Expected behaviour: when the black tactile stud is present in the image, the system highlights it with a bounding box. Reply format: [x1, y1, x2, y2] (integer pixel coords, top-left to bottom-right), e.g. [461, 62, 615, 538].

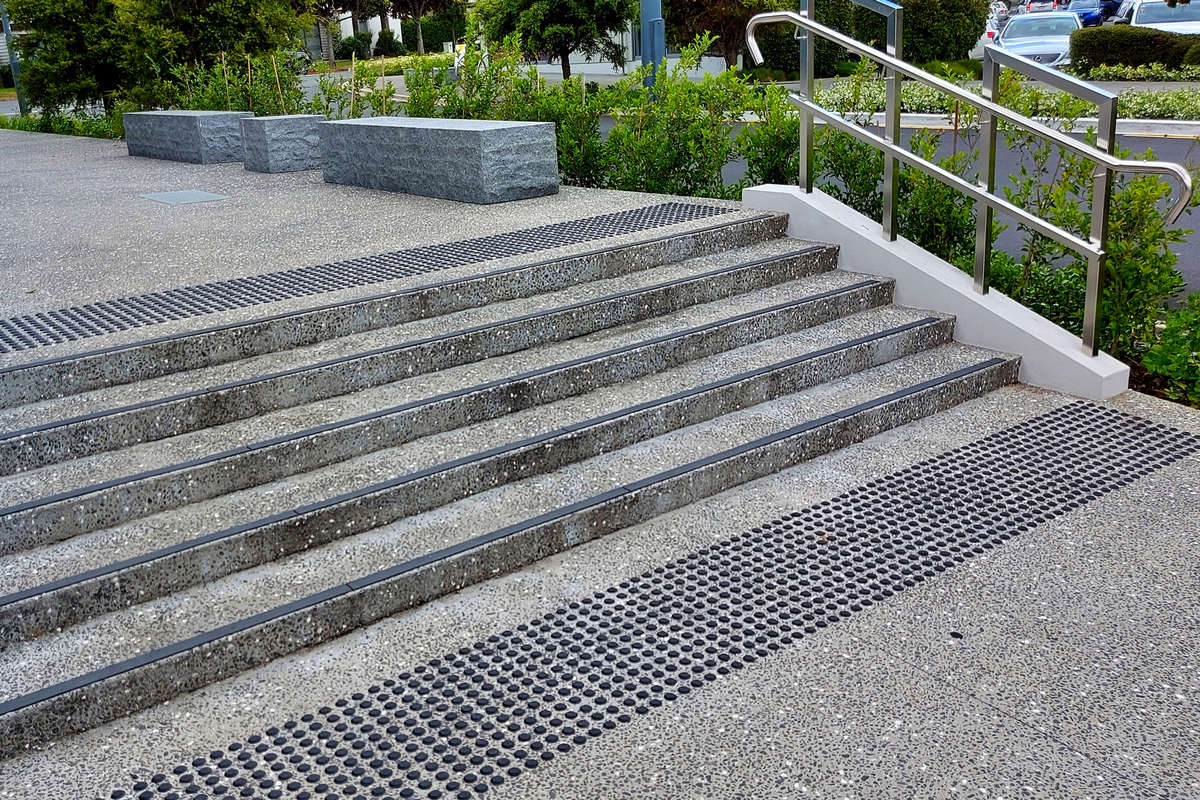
[104, 402, 1198, 800]
[0, 202, 731, 354]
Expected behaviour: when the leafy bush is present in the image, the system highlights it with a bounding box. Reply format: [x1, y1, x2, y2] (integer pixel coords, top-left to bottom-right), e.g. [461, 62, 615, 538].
[354, 52, 452, 79]
[1143, 293, 1200, 406]
[736, 85, 803, 185]
[374, 29, 400, 57]
[854, 0, 988, 63]
[0, 110, 123, 138]
[1081, 63, 1200, 81]
[1187, 43, 1200, 65]
[335, 31, 373, 60]
[401, 10, 465, 55]
[0, 64, 12, 89]
[167, 51, 305, 116]
[1070, 25, 1200, 71]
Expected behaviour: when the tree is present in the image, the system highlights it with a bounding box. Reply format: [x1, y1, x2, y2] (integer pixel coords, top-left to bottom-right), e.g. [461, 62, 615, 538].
[116, 0, 313, 66]
[361, 0, 390, 30]
[7, 0, 125, 111]
[475, 0, 634, 78]
[391, 0, 458, 54]
[661, 0, 779, 68]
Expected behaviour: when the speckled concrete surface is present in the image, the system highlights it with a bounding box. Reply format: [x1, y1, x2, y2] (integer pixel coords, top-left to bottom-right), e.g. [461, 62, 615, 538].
[0, 130, 754, 340]
[1, 386, 1195, 799]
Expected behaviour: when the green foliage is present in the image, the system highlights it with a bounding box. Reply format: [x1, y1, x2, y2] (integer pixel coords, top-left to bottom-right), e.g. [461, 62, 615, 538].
[7, 0, 312, 112]
[6, 0, 124, 112]
[0, 64, 13, 89]
[157, 51, 305, 115]
[399, 8, 464, 54]
[0, 110, 123, 138]
[1187, 42, 1200, 65]
[1069, 25, 1200, 71]
[1116, 87, 1200, 121]
[1143, 293, 1200, 406]
[335, 31, 373, 59]
[374, 29, 400, 57]
[604, 35, 750, 198]
[1080, 63, 1200, 81]
[662, 0, 781, 68]
[735, 84, 803, 186]
[854, 0, 987, 63]
[474, 0, 634, 78]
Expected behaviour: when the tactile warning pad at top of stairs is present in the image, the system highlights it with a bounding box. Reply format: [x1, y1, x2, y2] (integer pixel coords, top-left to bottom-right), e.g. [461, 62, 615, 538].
[104, 401, 1199, 800]
[0, 203, 733, 354]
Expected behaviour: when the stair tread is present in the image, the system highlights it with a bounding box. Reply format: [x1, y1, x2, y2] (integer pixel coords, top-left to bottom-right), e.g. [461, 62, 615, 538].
[0, 302, 933, 593]
[0, 341, 1008, 705]
[0, 266, 867, 510]
[0, 239, 816, 435]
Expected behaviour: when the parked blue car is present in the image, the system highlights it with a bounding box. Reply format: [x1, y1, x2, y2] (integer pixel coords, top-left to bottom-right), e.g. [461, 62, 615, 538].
[1067, 0, 1105, 25]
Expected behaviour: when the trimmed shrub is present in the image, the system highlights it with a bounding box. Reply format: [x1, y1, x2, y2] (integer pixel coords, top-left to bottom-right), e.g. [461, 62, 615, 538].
[853, 0, 988, 63]
[1185, 42, 1200, 65]
[334, 31, 372, 60]
[1070, 25, 1200, 71]
[374, 29, 400, 57]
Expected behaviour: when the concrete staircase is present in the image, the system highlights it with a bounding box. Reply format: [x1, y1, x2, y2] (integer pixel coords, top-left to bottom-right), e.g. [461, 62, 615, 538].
[0, 212, 1018, 757]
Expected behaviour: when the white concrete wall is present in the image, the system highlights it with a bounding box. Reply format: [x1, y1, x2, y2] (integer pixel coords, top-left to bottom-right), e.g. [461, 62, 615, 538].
[742, 184, 1130, 401]
[337, 14, 407, 51]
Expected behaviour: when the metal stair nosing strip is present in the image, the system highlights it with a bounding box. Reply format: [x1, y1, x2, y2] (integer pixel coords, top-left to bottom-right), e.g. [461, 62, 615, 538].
[0, 245, 833, 476]
[0, 311, 949, 646]
[0, 213, 789, 408]
[0, 355, 1018, 757]
[0, 277, 891, 554]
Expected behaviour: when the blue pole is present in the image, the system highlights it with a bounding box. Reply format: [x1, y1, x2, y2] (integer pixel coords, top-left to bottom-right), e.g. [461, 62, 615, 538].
[639, 0, 664, 88]
[0, 0, 26, 115]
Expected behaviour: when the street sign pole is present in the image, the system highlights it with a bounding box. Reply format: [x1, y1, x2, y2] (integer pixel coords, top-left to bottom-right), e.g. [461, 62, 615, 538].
[639, 0, 665, 88]
[0, 0, 27, 115]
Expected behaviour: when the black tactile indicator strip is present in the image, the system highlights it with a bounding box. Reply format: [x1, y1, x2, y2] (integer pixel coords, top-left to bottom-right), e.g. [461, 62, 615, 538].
[102, 401, 1199, 800]
[0, 202, 732, 355]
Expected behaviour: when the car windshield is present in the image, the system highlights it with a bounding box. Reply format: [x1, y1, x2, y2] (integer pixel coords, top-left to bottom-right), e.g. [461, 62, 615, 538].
[1135, 1, 1200, 21]
[1002, 15, 1080, 37]
[1069, 0, 1098, 8]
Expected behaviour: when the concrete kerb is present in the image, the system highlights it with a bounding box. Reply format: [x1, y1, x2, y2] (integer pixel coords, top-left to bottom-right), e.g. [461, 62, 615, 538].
[742, 184, 1129, 401]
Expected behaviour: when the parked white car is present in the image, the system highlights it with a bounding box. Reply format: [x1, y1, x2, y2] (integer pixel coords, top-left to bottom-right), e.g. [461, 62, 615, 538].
[992, 10, 1082, 67]
[1109, 0, 1200, 32]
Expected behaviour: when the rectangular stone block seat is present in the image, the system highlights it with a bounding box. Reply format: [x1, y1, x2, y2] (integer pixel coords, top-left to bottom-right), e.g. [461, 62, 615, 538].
[241, 114, 324, 173]
[320, 117, 559, 204]
[123, 110, 252, 164]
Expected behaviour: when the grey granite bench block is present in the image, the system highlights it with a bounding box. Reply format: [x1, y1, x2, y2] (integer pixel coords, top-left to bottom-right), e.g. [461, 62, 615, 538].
[320, 117, 559, 204]
[124, 111, 252, 164]
[241, 114, 324, 173]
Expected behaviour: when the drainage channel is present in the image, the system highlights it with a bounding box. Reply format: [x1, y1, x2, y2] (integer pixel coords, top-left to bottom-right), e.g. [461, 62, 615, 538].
[99, 401, 1198, 800]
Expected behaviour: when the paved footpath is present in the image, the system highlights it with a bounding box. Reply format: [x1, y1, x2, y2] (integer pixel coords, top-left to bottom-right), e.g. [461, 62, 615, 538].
[0, 129, 1196, 799]
[1, 387, 1195, 800]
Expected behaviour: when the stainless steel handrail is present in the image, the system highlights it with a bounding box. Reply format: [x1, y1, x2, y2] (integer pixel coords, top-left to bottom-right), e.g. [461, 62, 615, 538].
[746, 7, 1194, 355]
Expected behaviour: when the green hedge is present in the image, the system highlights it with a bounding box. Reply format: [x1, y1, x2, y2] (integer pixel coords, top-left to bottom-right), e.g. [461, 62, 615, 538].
[854, 0, 988, 63]
[1070, 25, 1200, 71]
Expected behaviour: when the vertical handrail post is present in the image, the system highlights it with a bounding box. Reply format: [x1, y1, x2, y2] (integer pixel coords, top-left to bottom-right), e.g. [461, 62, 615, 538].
[881, 8, 902, 240]
[1083, 96, 1117, 355]
[797, 0, 815, 192]
[973, 51, 1000, 293]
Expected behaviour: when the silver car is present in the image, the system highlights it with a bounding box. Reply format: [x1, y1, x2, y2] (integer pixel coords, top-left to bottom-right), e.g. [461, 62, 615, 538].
[993, 11, 1082, 67]
[1110, 0, 1200, 33]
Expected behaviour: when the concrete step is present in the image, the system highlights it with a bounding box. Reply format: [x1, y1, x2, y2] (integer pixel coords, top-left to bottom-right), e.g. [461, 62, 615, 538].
[0, 212, 788, 407]
[0, 267, 881, 556]
[0, 241, 834, 475]
[0, 343, 1018, 757]
[0, 302, 936, 643]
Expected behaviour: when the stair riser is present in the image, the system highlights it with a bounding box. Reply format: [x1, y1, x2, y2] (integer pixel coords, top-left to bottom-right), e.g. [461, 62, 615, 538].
[0, 276, 884, 554]
[0, 247, 835, 476]
[0, 216, 789, 408]
[0, 310, 943, 646]
[0, 357, 1018, 758]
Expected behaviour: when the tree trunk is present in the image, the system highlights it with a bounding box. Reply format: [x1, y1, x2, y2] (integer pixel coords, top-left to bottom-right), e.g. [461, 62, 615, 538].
[560, 47, 571, 79]
[416, 18, 425, 55]
[722, 38, 739, 68]
[379, 12, 390, 31]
